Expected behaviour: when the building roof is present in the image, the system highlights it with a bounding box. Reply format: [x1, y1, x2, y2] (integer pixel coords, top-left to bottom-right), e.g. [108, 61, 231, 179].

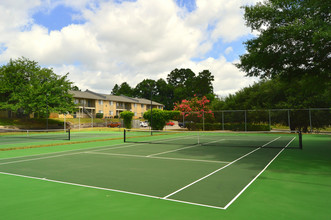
[70, 90, 104, 100]
[71, 90, 163, 106]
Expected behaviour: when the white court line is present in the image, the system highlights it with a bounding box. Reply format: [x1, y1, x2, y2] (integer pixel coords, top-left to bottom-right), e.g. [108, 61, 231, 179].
[0, 171, 160, 199]
[162, 137, 281, 199]
[0, 170, 226, 210]
[0, 141, 131, 161]
[0, 136, 291, 210]
[164, 197, 225, 210]
[146, 139, 225, 157]
[0, 152, 86, 165]
[146, 144, 199, 157]
[85, 151, 230, 164]
[0, 142, 143, 165]
[223, 136, 296, 209]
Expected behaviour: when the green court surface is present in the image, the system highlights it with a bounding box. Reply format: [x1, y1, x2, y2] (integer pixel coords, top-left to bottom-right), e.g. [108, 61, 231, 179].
[0, 129, 123, 150]
[0, 132, 330, 219]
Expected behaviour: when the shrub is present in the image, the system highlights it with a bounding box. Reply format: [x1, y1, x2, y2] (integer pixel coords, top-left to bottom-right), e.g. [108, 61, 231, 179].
[120, 111, 134, 129]
[96, 113, 104, 118]
[143, 109, 180, 130]
[185, 122, 270, 131]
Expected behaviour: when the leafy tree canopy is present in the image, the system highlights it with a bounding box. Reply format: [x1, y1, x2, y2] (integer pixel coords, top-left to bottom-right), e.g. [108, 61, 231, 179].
[212, 77, 331, 111]
[120, 111, 134, 129]
[110, 68, 215, 110]
[111, 82, 133, 96]
[174, 95, 214, 122]
[143, 109, 180, 130]
[237, 0, 330, 81]
[0, 57, 76, 117]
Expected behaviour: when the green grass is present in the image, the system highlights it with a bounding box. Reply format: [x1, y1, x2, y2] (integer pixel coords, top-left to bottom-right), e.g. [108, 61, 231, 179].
[0, 134, 330, 219]
[0, 118, 61, 128]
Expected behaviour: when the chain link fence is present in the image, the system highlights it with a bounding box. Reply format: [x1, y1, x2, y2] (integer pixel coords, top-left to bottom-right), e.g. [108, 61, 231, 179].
[178, 108, 331, 133]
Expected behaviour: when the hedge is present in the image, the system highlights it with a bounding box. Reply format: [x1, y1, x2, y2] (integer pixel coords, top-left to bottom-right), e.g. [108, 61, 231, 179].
[185, 123, 270, 131]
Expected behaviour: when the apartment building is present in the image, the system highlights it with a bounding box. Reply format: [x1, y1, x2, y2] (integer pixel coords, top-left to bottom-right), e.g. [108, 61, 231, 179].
[70, 90, 164, 119]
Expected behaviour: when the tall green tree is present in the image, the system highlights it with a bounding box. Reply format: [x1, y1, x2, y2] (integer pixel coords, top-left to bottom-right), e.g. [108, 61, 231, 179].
[195, 70, 215, 100]
[0, 57, 76, 117]
[237, 0, 330, 81]
[166, 68, 215, 104]
[154, 78, 174, 110]
[167, 68, 196, 101]
[133, 79, 157, 99]
[111, 82, 133, 96]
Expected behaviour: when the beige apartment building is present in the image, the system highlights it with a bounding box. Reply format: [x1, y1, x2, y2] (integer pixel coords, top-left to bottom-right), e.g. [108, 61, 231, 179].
[70, 90, 164, 119]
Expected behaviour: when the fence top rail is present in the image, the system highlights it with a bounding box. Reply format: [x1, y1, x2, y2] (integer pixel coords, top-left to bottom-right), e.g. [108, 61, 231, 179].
[181, 108, 330, 113]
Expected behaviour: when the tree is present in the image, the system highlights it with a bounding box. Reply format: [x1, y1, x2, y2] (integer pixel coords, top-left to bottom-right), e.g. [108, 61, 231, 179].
[120, 111, 134, 129]
[167, 68, 196, 102]
[133, 79, 156, 99]
[154, 78, 175, 110]
[143, 109, 180, 130]
[174, 95, 214, 123]
[166, 68, 215, 105]
[211, 77, 331, 131]
[0, 57, 76, 117]
[195, 70, 215, 100]
[237, 0, 330, 81]
[111, 82, 133, 96]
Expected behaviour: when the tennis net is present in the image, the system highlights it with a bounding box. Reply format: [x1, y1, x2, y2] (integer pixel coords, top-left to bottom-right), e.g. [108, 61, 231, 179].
[0, 128, 70, 141]
[124, 129, 302, 149]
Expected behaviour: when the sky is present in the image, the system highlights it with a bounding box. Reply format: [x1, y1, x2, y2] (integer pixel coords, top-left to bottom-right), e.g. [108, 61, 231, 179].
[0, 0, 259, 97]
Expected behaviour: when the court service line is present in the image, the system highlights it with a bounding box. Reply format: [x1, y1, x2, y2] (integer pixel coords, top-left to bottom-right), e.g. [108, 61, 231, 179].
[0, 142, 143, 165]
[84, 151, 230, 164]
[0, 141, 134, 162]
[162, 137, 281, 199]
[146, 139, 225, 157]
[0, 170, 226, 210]
[0, 171, 161, 200]
[223, 136, 296, 209]
[0, 151, 86, 165]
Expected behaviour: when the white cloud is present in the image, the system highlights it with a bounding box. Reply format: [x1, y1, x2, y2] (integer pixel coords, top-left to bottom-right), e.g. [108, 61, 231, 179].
[225, 47, 233, 55]
[0, 0, 259, 97]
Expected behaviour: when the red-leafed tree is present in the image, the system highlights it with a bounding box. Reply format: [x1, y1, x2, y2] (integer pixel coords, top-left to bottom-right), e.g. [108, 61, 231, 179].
[173, 95, 214, 122]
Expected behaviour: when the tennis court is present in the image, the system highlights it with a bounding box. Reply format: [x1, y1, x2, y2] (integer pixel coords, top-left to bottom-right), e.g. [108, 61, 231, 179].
[0, 129, 301, 209]
[0, 128, 123, 150]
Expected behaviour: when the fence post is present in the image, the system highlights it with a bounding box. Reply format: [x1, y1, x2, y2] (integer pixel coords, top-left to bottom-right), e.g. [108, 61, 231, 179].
[244, 110, 247, 132]
[309, 108, 312, 133]
[203, 111, 205, 131]
[268, 110, 271, 131]
[79, 110, 80, 130]
[222, 111, 224, 130]
[64, 114, 66, 131]
[288, 110, 291, 131]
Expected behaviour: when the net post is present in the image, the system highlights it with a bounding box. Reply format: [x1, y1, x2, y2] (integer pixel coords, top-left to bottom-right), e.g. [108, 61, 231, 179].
[124, 129, 126, 142]
[298, 131, 302, 149]
[68, 129, 71, 140]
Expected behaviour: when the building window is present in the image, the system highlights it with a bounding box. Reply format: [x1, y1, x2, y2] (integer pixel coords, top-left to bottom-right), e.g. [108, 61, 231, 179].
[110, 101, 113, 105]
[134, 103, 137, 108]
[117, 102, 124, 108]
[141, 104, 144, 108]
[99, 110, 103, 113]
[109, 111, 113, 115]
[99, 100, 103, 105]
[134, 112, 137, 116]
[74, 99, 79, 104]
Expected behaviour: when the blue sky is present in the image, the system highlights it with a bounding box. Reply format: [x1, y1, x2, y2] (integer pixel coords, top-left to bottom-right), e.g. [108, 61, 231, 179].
[33, 5, 85, 32]
[0, 0, 258, 96]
